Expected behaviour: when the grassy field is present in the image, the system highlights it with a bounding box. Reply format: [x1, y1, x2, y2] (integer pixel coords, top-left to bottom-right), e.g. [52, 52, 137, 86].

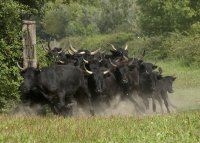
[0, 111, 199, 143]
[0, 60, 200, 143]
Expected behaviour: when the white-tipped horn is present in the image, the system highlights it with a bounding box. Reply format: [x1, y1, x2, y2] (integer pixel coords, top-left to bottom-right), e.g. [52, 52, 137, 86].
[68, 49, 74, 55]
[83, 58, 89, 64]
[69, 41, 77, 53]
[17, 62, 26, 70]
[58, 60, 65, 64]
[42, 44, 49, 52]
[63, 43, 70, 53]
[103, 70, 110, 75]
[84, 65, 93, 75]
[78, 51, 85, 55]
[90, 48, 101, 55]
[58, 50, 63, 54]
[110, 44, 117, 51]
[123, 55, 129, 60]
[109, 59, 117, 67]
[99, 55, 103, 62]
[124, 44, 128, 50]
[48, 41, 51, 50]
[101, 50, 105, 54]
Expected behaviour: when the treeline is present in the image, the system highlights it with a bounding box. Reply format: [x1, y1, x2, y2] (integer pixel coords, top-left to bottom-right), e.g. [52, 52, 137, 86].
[0, 0, 200, 112]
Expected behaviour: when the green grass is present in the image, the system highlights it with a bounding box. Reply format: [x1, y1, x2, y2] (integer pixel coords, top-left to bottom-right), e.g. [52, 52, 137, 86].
[1, 60, 200, 143]
[0, 111, 199, 143]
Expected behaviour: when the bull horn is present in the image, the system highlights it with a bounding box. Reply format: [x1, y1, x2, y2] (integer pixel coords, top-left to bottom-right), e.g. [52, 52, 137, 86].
[124, 44, 128, 50]
[83, 58, 89, 64]
[101, 50, 105, 54]
[63, 48, 68, 53]
[68, 49, 74, 55]
[128, 58, 135, 66]
[158, 67, 163, 74]
[42, 45, 49, 52]
[58, 60, 65, 64]
[115, 59, 120, 62]
[90, 48, 101, 55]
[78, 51, 85, 55]
[84, 65, 93, 75]
[58, 50, 63, 54]
[17, 62, 26, 70]
[48, 41, 51, 50]
[63, 44, 68, 53]
[99, 55, 103, 62]
[123, 55, 129, 60]
[103, 70, 110, 75]
[110, 44, 117, 51]
[69, 41, 77, 53]
[109, 59, 117, 67]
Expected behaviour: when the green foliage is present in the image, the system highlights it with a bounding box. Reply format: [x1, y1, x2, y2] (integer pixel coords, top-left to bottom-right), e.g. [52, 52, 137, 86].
[41, 0, 140, 38]
[42, 1, 100, 38]
[60, 32, 134, 51]
[164, 33, 200, 66]
[0, 39, 22, 112]
[98, 0, 140, 34]
[0, 0, 37, 112]
[137, 0, 196, 35]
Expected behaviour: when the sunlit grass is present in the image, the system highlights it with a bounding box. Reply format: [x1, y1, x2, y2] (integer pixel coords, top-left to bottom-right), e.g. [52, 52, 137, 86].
[0, 111, 199, 143]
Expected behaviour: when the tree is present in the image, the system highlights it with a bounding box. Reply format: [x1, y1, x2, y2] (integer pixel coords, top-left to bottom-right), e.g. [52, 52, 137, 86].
[137, 0, 196, 35]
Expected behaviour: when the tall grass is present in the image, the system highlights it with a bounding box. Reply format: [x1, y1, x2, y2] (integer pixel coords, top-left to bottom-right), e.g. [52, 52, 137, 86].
[0, 111, 199, 143]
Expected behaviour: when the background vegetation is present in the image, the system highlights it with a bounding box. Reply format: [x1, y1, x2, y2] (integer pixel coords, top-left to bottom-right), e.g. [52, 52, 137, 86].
[0, 0, 200, 112]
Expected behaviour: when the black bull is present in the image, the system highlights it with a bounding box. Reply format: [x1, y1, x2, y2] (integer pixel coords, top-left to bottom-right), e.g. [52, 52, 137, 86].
[20, 65, 94, 116]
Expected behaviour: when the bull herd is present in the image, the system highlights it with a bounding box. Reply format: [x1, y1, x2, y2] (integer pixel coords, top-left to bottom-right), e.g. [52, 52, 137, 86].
[18, 42, 176, 116]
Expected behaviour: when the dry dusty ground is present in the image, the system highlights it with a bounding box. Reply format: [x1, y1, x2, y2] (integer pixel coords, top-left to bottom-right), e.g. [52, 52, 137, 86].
[13, 85, 200, 117]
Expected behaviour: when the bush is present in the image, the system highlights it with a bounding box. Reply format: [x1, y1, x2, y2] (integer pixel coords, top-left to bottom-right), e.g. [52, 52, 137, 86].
[0, 39, 22, 113]
[60, 32, 134, 52]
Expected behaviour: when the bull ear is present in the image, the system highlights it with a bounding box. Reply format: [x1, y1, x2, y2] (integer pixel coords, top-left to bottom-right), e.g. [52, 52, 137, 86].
[172, 77, 176, 81]
[152, 65, 157, 70]
[158, 67, 163, 74]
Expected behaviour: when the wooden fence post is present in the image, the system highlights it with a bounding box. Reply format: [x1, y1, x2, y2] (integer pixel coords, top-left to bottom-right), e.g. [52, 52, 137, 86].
[22, 20, 37, 68]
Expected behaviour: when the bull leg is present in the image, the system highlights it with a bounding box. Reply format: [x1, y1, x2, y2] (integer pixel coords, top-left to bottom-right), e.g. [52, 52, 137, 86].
[156, 95, 164, 113]
[162, 93, 170, 113]
[142, 96, 149, 110]
[81, 87, 95, 116]
[152, 94, 156, 112]
[128, 96, 145, 114]
[57, 91, 71, 116]
[87, 92, 95, 116]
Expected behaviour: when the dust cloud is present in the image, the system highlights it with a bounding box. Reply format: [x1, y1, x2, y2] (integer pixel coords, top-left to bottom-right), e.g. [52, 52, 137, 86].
[12, 89, 200, 117]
